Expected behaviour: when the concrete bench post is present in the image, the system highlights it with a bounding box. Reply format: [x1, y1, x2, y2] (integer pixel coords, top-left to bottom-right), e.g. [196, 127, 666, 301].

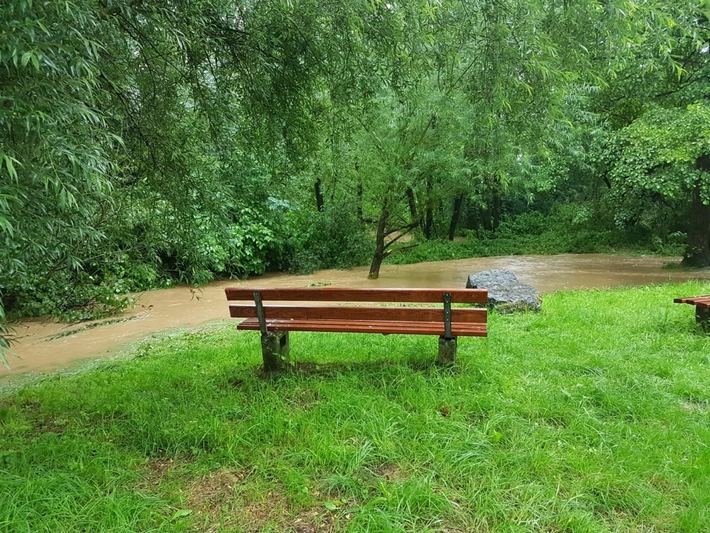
[437, 336, 457, 365]
[261, 331, 289, 372]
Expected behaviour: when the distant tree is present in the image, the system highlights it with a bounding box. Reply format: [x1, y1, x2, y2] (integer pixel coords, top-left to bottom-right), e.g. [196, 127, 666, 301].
[353, 89, 474, 278]
[355, 0, 590, 278]
[0, 0, 333, 352]
[591, 0, 710, 265]
[605, 104, 710, 266]
[1, 0, 115, 356]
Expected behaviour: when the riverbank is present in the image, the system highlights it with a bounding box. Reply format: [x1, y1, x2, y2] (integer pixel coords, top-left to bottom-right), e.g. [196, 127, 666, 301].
[3, 254, 709, 380]
[1, 282, 708, 531]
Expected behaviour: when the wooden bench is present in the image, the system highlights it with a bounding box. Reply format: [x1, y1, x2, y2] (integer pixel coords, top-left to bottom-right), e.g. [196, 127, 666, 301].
[674, 295, 710, 328]
[225, 287, 488, 371]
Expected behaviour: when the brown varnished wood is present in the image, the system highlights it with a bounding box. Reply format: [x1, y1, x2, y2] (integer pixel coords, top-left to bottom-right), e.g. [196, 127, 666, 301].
[236, 317, 487, 336]
[226, 287, 489, 339]
[674, 296, 710, 308]
[225, 287, 488, 305]
[229, 304, 487, 323]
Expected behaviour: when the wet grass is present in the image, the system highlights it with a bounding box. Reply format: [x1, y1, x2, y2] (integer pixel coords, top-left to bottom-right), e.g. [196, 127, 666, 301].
[1, 282, 709, 532]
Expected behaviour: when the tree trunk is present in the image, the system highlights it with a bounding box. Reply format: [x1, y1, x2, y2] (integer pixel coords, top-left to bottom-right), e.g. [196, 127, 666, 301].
[0, 294, 17, 315]
[682, 184, 710, 267]
[487, 183, 501, 231]
[448, 195, 464, 241]
[421, 179, 434, 240]
[314, 178, 324, 211]
[356, 181, 364, 222]
[369, 208, 388, 279]
[406, 187, 418, 221]
[424, 206, 433, 239]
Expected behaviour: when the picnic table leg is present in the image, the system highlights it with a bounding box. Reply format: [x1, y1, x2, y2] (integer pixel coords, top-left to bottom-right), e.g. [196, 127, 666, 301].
[261, 331, 290, 371]
[438, 336, 457, 365]
[696, 306, 710, 330]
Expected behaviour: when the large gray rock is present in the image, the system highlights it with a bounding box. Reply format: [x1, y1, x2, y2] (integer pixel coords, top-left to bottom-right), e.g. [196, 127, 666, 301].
[466, 269, 542, 313]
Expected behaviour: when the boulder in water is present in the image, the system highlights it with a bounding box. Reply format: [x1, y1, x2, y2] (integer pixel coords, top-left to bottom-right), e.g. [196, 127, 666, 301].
[466, 269, 541, 313]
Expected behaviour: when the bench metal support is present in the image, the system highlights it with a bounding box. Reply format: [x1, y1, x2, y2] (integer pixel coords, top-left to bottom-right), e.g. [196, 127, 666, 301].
[437, 336, 457, 365]
[261, 331, 290, 372]
[253, 291, 267, 335]
[443, 291, 452, 339]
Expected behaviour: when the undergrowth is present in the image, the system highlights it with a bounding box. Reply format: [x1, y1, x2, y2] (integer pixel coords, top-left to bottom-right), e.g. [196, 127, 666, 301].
[1, 282, 709, 532]
[386, 210, 687, 266]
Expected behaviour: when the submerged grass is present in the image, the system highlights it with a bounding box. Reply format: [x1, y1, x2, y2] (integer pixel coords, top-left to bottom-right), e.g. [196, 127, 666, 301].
[1, 282, 709, 532]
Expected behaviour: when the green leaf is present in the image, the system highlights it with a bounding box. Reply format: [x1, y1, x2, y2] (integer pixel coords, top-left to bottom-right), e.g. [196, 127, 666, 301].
[0, 216, 14, 237]
[1, 155, 19, 181]
[170, 509, 192, 521]
[324, 500, 342, 511]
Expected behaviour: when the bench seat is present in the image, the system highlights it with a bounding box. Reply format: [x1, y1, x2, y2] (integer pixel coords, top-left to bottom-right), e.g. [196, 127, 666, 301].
[674, 296, 710, 308]
[674, 295, 710, 329]
[237, 317, 487, 336]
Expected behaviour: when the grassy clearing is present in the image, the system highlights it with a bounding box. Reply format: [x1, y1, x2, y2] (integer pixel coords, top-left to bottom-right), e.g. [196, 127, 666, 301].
[1, 282, 709, 532]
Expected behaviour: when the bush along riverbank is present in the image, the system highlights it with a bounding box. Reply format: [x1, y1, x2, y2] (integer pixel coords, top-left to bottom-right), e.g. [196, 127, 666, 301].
[386, 209, 688, 266]
[1, 281, 709, 531]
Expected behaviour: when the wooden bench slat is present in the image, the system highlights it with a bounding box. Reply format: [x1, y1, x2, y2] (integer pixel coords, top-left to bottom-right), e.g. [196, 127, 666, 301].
[236, 317, 487, 337]
[674, 296, 710, 308]
[229, 304, 487, 323]
[225, 287, 488, 305]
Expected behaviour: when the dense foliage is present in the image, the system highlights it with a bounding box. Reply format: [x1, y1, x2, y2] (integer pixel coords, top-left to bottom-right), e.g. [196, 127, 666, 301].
[1, 0, 709, 348]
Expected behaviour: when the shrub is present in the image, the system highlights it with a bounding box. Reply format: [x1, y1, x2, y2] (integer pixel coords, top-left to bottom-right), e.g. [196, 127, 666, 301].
[283, 205, 371, 273]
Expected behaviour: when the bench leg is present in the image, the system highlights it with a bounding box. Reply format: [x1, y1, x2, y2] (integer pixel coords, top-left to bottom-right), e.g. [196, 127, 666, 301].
[438, 336, 457, 365]
[261, 331, 290, 372]
[696, 306, 710, 331]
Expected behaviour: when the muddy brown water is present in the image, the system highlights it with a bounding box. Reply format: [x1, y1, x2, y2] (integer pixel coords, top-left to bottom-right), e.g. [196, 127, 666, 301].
[3, 254, 709, 381]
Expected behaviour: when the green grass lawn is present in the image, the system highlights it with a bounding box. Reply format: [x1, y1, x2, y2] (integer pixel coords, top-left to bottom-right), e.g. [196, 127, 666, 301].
[1, 282, 709, 532]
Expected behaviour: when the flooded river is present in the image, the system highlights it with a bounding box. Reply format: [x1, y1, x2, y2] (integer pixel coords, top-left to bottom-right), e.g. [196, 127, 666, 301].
[3, 254, 709, 380]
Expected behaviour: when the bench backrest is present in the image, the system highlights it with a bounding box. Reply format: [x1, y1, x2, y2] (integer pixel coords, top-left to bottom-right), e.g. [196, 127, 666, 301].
[225, 287, 488, 304]
[225, 287, 488, 335]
